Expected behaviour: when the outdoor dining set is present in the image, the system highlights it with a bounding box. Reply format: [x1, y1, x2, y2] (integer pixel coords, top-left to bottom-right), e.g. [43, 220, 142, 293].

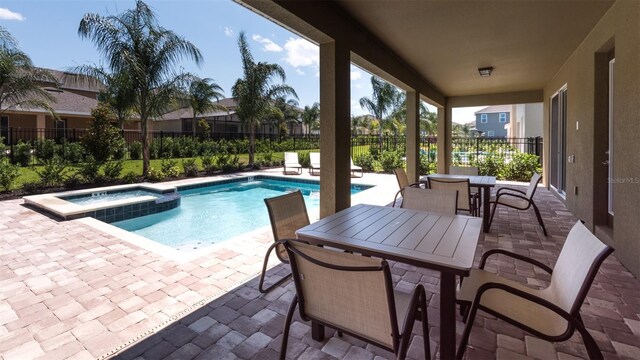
[260, 163, 613, 360]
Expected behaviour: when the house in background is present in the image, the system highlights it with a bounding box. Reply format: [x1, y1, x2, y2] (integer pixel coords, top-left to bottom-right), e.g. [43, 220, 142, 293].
[474, 105, 511, 137]
[506, 103, 543, 138]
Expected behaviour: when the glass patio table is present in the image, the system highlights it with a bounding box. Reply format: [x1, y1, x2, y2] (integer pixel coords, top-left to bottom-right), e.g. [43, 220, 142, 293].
[296, 203, 482, 360]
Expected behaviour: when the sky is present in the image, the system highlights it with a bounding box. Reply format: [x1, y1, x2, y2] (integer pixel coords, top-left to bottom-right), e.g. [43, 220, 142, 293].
[0, 0, 479, 122]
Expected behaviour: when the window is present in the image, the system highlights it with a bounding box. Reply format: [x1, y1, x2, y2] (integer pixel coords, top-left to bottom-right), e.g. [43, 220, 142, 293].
[182, 119, 193, 133]
[499, 113, 507, 123]
[55, 119, 67, 140]
[487, 130, 495, 137]
[480, 114, 487, 123]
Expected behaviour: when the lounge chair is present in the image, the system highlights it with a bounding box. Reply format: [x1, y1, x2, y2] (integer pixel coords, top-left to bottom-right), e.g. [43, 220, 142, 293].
[280, 239, 431, 360]
[488, 172, 547, 235]
[260, 191, 310, 293]
[456, 221, 614, 360]
[392, 168, 422, 207]
[350, 158, 363, 178]
[309, 152, 320, 175]
[428, 177, 479, 216]
[401, 187, 458, 215]
[283, 152, 302, 175]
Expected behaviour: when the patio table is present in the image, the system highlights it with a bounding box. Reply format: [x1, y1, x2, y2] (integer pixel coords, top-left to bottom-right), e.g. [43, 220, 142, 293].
[420, 174, 496, 233]
[296, 204, 482, 360]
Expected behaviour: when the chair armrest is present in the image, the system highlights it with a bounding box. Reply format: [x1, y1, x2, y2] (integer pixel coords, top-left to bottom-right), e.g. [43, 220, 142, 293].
[494, 192, 530, 203]
[497, 187, 526, 196]
[408, 182, 422, 188]
[480, 249, 553, 274]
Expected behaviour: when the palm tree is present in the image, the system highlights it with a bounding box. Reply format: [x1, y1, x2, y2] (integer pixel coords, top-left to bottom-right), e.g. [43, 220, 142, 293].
[232, 31, 297, 166]
[420, 105, 437, 136]
[186, 75, 225, 137]
[272, 96, 300, 138]
[78, 0, 202, 176]
[0, 27, 57, 118]
[301, 102, 320, 136]
[359, 76, 398, 148]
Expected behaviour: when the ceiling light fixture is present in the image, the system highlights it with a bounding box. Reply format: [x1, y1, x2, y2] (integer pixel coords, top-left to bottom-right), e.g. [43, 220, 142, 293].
[478, 67, 493, 77]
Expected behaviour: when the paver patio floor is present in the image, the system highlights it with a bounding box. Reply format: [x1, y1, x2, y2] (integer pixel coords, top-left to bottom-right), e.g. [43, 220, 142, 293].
[1, 172, 639, 360]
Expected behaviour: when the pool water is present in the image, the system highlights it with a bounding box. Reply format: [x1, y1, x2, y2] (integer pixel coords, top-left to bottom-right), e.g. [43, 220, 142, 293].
[63, 190, 161, 206]
[112, 179, 366, 250]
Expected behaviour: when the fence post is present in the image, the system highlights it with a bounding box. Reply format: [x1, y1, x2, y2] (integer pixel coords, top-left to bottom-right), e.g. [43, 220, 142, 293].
[9, 127, 14, 164]
[160, 131, 164, 157]
[476, 137, 480, 161]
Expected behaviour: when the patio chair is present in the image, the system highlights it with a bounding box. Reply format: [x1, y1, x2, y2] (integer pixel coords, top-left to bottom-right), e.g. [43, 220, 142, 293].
[283, 152, 302, 175]
[428, 177, 478, 216]
[350, 158, 364, 178]
[261, 191, 310, 293]
[309, 152, 321, 175]
[280, 239, 430, 360]
[392, 168, 422, 207]
[400, 187, 458, 215]
[455, 221, 614, 360]
[488, 172, 547, 235]
[450, 166, 482, 208]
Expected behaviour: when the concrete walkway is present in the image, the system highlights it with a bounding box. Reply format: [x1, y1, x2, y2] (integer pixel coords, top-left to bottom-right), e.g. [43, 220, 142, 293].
[1, 169, 639, 359]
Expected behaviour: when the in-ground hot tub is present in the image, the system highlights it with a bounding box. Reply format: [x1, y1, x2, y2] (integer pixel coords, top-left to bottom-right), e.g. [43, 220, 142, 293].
[24, 183, 180, 223]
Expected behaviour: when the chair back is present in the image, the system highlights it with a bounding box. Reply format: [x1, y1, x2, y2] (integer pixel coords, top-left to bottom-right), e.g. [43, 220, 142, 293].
[450, 166, 479, 176]
[547, 221, 613, 315]
[525, 172, 543, 199]
[401, 187, 458, 215]
[310, 152, 320, 166]
[284, 152, 299, 164]
[393, 168, 410, 190]
[428, 177, 472, 212]
[285, 240, 399, 350]
[264, 191, 310, 262]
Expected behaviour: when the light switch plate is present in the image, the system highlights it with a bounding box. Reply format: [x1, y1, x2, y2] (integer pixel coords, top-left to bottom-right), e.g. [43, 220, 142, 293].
[576, 121, 579, 130]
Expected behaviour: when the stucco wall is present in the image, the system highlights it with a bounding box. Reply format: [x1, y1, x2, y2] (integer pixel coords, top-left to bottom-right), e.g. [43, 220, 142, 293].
[543, 0, 640, 276]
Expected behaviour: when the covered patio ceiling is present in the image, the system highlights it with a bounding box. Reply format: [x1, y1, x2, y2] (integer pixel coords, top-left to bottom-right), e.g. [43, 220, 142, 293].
[239, 0, 614, 98]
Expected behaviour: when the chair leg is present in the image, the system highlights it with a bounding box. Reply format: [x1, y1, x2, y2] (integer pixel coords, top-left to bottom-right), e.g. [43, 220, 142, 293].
[487, 201, 498, 232]
[531, 202, 548, 236]
[568, 314, 603, 360]
[259, 243, 292, 294]
[456, 301, 480, 360]
[420, 292, 431, 360]
[280, 294, 298, 360]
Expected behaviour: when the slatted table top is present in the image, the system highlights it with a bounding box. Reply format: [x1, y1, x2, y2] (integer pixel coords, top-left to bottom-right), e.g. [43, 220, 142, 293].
[296, 204, 482, 274]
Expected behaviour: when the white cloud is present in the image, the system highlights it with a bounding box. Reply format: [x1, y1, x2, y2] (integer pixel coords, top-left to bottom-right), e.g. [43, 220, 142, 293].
[350, 70, 362, 81]
[252, 34, 283, 52]
[0, 8, 25, 21]
[223, 26, 233, 37]
[283, 37, 318, 68]
[295, 68, 305, 76]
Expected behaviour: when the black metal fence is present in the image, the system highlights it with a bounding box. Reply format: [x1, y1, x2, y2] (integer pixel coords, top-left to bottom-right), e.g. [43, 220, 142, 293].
[0, 127, 542, 166]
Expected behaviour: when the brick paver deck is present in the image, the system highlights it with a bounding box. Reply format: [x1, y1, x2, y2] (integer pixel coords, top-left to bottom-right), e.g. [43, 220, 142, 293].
[1, 173, 639, 360]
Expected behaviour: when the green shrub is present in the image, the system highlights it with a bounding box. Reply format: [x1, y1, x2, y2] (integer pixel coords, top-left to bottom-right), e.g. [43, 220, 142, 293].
[160, 158, 180, 178]
[354, 154, 375, 172]
[257, 150, 274, 168]
[146, 167, 164, 182]
[82, 103, 126, 163]
[298, 152, 310, 168]
[419, 155, 437, 175]
[182, 158, 199, 177]
[129, 141, 142, 160]
[35, 139, 58, 161]
[77, 159, 101, 183]
[103, 160, 124, 181]
[63, 173, 85, 188]
[35, 157, 68, 187]
[0, 161, 20, 191]
[474, 154, 504, 177]
[12, 141, 32, 166]
[200, 154, 218, 175]
[22, 181, 41, 194]
[501, 153, 541, 181]
[122, 171, 139, 184]
[379, 150, 404, 173]
[60, 141, 86, 163]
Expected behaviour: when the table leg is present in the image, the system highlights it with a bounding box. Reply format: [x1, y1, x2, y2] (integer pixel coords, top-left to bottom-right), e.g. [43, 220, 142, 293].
[440, 272, 456, 360]
[483, 186, 491, 232]
[311, 321, 324, 341]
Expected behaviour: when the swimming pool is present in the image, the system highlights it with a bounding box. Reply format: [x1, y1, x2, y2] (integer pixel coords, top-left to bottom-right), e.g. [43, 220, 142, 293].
[112, 177, 369, 251]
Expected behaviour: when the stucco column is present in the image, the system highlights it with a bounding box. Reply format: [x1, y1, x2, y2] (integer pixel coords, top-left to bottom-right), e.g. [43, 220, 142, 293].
[319, 41, 351, 218]
[36, 114, 46, 139]
[437, 106, 451, 173]
[405, 90, 420, 182]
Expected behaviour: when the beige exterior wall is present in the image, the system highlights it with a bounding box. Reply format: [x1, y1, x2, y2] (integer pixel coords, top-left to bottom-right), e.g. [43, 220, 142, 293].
[3, 113, 37, 128]
[543, 1, 640, 276]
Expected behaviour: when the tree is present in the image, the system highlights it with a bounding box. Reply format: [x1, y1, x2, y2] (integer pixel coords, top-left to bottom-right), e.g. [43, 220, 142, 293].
[0, 26, 57, 118]
[272, 96, 300, 139]
[186, 75, 225, 137]
[420, 104, 437, 136]
[359, 76, 398, 148]
[232, 31, 297, 166]
[301, 102, 320, 136]
[78, 0, 202, 176]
